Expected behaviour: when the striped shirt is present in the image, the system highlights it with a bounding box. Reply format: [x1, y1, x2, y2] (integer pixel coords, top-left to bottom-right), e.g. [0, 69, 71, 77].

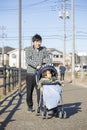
[25, 46, 52, 74]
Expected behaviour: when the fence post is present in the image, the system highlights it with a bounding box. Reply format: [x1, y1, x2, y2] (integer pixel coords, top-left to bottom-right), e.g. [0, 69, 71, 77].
[3, 65, 6, 95]
[14, 67, 16, 87]
[8, 66, 11, 92]
[12, 67, 14, 90]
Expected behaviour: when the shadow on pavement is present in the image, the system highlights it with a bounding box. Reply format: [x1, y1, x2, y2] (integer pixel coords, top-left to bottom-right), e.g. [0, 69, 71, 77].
[0, 87, 26, 130]
[63, 102, 82, 118]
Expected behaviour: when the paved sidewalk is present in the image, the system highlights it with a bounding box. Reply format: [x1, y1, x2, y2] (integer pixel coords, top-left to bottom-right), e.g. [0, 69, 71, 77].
[0, 83, 87, 130]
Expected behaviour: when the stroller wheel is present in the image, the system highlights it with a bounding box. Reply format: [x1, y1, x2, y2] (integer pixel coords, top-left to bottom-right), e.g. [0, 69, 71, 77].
[41, 110, 48, 119]
[41, 111, 46, 119]
[58, 110, 67, 119]
[35, 108, 40, 116]
[58, 111, 63, 119]
[46, 112, 49, 119]
[62, 111, 67, 119]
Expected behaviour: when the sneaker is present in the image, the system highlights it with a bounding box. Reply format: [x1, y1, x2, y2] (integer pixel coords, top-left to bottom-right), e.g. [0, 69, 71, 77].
[36, 107, 40, 116]
[28, 107, 34, 112]
[37, 107, 40, 113]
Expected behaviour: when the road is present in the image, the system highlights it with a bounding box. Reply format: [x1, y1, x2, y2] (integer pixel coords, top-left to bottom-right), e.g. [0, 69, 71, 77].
[0, 83, 87, 130]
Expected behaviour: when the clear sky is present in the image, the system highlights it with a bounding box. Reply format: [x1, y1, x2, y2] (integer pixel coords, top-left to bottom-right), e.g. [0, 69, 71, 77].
[0, 0, 87, 54]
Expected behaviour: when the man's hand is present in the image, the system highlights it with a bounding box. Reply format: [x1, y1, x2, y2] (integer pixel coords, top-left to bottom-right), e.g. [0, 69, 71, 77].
[36, 65, 41, 69]
[40, 87, 43, 92]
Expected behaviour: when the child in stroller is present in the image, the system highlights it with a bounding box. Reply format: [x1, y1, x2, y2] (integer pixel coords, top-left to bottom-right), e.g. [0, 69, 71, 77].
[36, 64, 66, 119]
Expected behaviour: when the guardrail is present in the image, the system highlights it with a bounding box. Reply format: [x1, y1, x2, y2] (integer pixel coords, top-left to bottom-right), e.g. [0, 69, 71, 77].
[0, 65, 27, 96]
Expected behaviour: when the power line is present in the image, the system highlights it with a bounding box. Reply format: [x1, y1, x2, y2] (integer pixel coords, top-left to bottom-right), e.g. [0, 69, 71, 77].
[0, 0, 87, 12]
[26, 0, 49, 7]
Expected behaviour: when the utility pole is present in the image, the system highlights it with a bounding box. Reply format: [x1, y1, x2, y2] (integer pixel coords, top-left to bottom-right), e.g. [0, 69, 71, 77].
[0, 26, 6, 66]
[18, 0, 22, 96]
[71, 0, 75, 83]
[59, 0, 69, 65]
[63, 0, 66, 65]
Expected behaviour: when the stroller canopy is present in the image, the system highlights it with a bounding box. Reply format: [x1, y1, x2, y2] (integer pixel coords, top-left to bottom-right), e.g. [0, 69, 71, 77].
[36, 64, 58, 83]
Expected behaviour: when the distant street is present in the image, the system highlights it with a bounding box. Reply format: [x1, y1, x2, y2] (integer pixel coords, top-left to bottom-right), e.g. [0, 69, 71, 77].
[0, 83, 87, 130]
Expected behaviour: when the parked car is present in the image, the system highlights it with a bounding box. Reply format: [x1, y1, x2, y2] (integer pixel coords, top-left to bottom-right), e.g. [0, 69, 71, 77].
[83, 65, 87, 71]
[75, 65, 81, 72]
[75, 64, 87, 72]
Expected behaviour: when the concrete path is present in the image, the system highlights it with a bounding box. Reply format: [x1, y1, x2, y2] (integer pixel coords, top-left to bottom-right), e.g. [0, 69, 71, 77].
[0, 83, 87, 130]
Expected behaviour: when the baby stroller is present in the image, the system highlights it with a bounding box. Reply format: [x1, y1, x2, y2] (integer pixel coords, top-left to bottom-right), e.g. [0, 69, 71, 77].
[36, 64, 66, 119]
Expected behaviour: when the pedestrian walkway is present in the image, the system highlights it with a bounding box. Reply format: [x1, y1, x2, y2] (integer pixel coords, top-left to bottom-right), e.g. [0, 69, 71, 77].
[0, 83, 87, 130]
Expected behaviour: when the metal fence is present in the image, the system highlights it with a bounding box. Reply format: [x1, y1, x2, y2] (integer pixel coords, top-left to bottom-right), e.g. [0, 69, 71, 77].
[0, 65, 26, 96]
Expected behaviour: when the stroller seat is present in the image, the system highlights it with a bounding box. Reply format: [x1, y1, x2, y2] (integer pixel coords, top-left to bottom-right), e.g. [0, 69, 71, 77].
[42, 82, 62, 110]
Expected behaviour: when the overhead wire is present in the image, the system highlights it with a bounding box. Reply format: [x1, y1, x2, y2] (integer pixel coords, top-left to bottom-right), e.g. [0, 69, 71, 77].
[0, 0, 87, 45]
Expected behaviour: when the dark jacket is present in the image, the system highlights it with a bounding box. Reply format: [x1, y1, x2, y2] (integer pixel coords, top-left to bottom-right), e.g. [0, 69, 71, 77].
[59, 65, 66, 74]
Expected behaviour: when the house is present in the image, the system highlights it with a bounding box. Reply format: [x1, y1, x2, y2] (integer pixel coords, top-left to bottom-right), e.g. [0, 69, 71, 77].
[0, 46, 15, 66]
[7, 48, 26, 69]
[47, 48, 63, 66]
[78, 52, 87, 65]
[65, 52, 87, 67]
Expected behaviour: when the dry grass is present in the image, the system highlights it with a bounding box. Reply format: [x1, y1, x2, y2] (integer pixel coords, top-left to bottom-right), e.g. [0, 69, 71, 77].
[65, 71, 87, 86]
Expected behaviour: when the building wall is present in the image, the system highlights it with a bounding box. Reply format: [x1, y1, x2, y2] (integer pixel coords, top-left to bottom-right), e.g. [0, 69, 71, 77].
[0, 53, 9, 65]
[78, 52, 87, 65]
[51, 50, 63, 65]
[8, 49, 26, 69]
[79, 56, 87, 64]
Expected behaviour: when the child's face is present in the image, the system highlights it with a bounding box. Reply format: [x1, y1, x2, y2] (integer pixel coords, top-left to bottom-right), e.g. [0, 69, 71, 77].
[46, 70, 52, 79]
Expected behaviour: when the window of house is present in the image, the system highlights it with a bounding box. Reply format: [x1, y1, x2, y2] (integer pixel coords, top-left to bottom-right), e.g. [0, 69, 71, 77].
[53, 55, 59, 58]
[60, 55, 63, 58]
[11, 54, 16, 58]
[56, 55, 59, 58]
[53, 55, 56, 58]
